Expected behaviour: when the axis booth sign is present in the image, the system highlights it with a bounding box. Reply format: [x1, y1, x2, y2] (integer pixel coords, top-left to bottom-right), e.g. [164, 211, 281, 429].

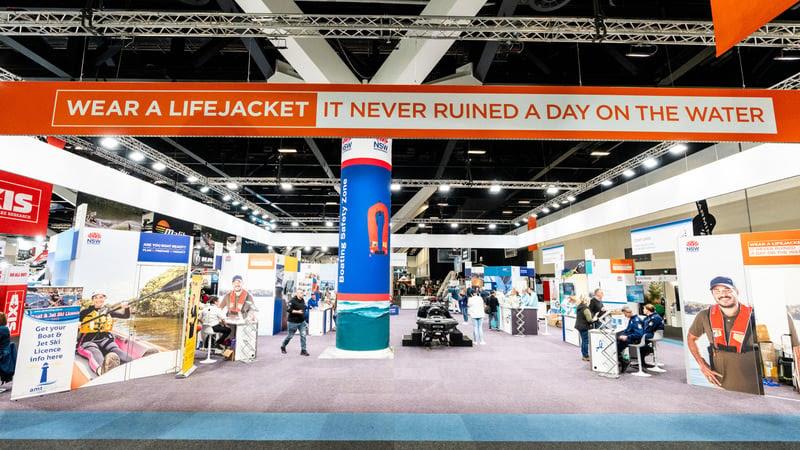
[0, 82, 797, 142]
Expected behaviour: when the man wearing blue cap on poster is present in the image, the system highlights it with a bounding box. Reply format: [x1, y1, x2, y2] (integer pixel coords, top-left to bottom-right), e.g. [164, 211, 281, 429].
[686, 276, 761, 395]
[224, 275, 256, 321]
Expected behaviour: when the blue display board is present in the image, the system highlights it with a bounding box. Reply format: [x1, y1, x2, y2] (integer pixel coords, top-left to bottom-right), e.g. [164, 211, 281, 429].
[137, 233, 191, 264]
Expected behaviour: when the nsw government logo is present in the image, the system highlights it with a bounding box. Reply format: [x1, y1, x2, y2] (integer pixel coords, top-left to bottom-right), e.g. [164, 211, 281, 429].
[86, 231, 102, 245]
[685, 240, 700, 253]
[372, 138, 389, 153]
[342, 138, 353, 153]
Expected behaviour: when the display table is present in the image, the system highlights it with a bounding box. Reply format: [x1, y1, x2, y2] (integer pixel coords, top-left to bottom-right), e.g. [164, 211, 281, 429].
[227, 318, 258, 362]
[400, 296, 424, 309]
[562, 314, 580, 347]
[308, 307, 333, 336]
[498, 306, 538, 335]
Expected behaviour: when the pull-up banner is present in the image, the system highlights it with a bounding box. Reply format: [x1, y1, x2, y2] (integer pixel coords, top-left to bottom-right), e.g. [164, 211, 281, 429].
[1, 81, 799, 142]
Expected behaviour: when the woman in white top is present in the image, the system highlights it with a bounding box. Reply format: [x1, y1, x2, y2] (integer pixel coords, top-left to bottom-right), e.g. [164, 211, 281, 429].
[467, 290, 487, 345]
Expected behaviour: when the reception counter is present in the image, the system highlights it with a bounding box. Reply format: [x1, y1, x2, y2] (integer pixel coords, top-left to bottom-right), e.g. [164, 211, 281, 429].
[308, 307, 333, 336]
[498, 305, 538, 335]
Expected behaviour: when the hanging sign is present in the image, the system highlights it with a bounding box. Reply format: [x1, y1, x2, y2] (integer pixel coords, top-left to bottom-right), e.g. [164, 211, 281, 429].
[631, 218, 694, 255]
[710, 0, 797, 56]
[0, 170, 52, 237]
[1, 81, 798, 142]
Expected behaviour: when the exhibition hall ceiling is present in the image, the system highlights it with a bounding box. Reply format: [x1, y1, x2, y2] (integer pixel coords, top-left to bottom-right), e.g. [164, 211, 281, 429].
[3, 0, 800, 240]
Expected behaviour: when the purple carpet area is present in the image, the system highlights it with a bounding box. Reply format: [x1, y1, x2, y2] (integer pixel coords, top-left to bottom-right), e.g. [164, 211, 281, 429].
[3, 311, 798, 414]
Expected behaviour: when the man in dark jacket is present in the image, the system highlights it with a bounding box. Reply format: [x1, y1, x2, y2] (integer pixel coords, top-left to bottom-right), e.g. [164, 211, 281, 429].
[487, 291, 500, 330]
[281, 288, 310, 356]
[589, 289, 605, 319]
[575, 299, 594, 361]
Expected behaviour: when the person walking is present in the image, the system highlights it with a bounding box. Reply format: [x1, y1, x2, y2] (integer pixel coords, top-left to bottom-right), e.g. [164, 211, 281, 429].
[487, 290, 500, 330]
[468, 290, 487, 345]
[281, 288, 310, 356]
[575, 297, 595, 361]
[458, 289, 469, 323]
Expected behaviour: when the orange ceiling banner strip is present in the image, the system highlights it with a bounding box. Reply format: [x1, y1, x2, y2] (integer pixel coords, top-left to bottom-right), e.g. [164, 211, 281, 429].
[2, 81, 800, 142]
[527, 217, 538, 252]
[710, 0, 797, 56]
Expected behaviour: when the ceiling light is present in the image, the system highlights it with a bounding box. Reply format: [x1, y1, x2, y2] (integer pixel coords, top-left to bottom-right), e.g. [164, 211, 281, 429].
[513, 222, 521, 227]
[626, 44, 657, 58]
[518, 200, 530, 204]
[225, 182, 239, 190]
[437, 203, 448, 207]
[775, 49, 800, 61]
[390, 183, 401, 192]
[241, 205, 249, 211]
[542, 207, 551, 213]
[429, 216, 439, 220]
[601, 180, 613, 187]
[222, 194, 232, 201]
[477, 226, 486, 230]
[325, 220, 334, 227]
[450, 223, 459, 228]
[250, 216, 257, 222]
[502, 210, 513, 214]
[669, 143, 689, 155]
[268, 246, 273, 251]
[278, 148, 297, 153]
[567, 195, 576, 202]
[623, 169, 635, 178]
[262, 213, 268, 218]
[590, 151, 610, 156]
[200, 186, 210, 193]
[128, 151, 145, 162]
[280, 182, 293, 191]
[561, 200, 569, 205]
[74, 145, 84, 150]
[321, 246, 328, 252]
[186, 175, 199, 183]
[643, 158, 658, 169]
[438, 184, 451, 192]
[151, 161, 166, 172]
[417, 223, 426, 228]
[291, 221, 299, 227]
[529, 214, 537, 219]
[325, 201, 338, 206]
[488, 223, 497, 230]
[552, 203, 560, 209]
[231, 200, 240, 206]
[546, 186, 559, 195]
[100, 137, 119, 150]
[489, 184, 502, 194]
[467, 149, 486, 155]
[304, 246, 311, 251]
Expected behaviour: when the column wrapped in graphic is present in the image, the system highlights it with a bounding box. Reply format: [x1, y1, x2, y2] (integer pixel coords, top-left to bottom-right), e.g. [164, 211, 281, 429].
[336, 138, 392, 351]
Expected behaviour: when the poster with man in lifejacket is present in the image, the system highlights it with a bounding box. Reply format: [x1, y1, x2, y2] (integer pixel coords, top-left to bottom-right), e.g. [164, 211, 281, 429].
[222, 275, 257, 322]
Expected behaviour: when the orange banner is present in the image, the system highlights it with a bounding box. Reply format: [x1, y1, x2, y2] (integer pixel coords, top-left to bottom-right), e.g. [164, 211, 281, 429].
[527, 216, 538, 252]
[248, 253, 275, 270]
[1, 81, 800, 142]
[711, 0, 797, 56]
[610, 259, 635, 274]
[740, 230, 800, 266]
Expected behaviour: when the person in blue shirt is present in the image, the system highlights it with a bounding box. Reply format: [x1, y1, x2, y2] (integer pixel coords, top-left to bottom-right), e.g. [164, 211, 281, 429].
[640, 303, 665, 359]
[458, 289, 469, 323]
[0, 312, 17, 388]
[304, 290, 320, 323]
[520, 288, 539, 309]
[617, 306, 644, 372]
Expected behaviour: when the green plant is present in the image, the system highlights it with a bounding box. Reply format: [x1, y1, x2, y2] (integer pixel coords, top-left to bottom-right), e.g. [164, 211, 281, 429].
[645, 283, 664, 304]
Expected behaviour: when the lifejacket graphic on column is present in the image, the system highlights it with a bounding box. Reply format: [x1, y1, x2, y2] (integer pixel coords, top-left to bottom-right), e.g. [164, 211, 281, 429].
[367, 202, 389, 255]
[709, 303, 753, 353]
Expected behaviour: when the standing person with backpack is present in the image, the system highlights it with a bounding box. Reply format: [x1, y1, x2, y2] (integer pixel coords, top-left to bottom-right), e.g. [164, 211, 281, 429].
[574, 297, 596, 361]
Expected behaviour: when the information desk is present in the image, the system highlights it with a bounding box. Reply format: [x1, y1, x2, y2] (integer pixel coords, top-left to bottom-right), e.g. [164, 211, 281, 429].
[308, 307, 333, 336]
[498, 306, 539, 335]
[227, 317, 258, 362]
[562, 314, 580, 347]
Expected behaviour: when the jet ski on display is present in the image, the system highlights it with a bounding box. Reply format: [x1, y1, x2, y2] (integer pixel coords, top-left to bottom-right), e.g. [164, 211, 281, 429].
[402, 299, 472, 347]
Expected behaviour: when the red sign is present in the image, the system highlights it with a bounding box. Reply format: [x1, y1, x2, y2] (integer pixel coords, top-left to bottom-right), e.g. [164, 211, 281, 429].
[0, 170, 52, 237]
[711, 0, 797, 56]
[527, 217, 538, 252]
[610, 259, 635, 274]
[0, 81, 799, 142]
[0, 285, 26, 337]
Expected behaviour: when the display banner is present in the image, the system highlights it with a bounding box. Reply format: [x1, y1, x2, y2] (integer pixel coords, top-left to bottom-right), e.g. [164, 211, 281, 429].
[178, 274, 202, 377]
[630, 218, 693, 255]
[76, 192, 144, 232]
[142, 212, 195, 236]
[0, 169, 52, 237]
[336, 138, 391, 352]
[0, 285, 26, 337]
[610, 259, 635, 274]
[4, 81, 800, 142]
[710, 0, 797, 56]
[11, 305, 80, 400]
[541, 244, 565, 265]
[137, 233, 192, 264]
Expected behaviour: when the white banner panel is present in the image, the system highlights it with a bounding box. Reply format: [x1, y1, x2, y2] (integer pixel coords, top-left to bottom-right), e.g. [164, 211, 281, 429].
[391, 252, 408, 267]
[631, 218, 694, 255]
[541, 244, 565, 265]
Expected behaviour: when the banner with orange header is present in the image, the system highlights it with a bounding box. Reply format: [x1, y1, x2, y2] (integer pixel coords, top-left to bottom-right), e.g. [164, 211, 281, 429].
[3, 81, 800, 142]
[710, 0, 797, 57]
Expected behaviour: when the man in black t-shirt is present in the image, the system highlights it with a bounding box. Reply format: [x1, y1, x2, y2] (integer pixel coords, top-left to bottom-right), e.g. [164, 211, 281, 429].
[281, 288, 310, 356]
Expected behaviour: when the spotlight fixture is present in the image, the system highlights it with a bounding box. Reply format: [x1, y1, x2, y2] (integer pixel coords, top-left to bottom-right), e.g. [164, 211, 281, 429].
[325, 201, 338, 206]
[601, 180, 613, 187]
[529, 214, 537, 219]
[325, 220, 334, 227]
[417, 223, 426, 228]
[518, 200, 530, 204]
[262, 213, 268, 218]
[669, 143, 689, 155]
[542, 207, 551, 213]
[467, 149, 486, 155]
[567, 195, 576, 202]
[489, 184, 502, 194]
[321, 246, 329, 252]
[151, 162, 166, 172]
[304, 246, 311, 251]
[546, 186, 559, 195]
[231, 200, 240, 206]
[623, 169, 636, 178]
[100, 137, 119, 150]
[551, 203, 560, 209]
[225, 182, 239, 190]
[390, 183, 401, 192]
[222, 194, 232, 201]
[643, 158, 658, 169]
[437, 203, 449, 207]
[128, 151, 145, 162]
[268, 246, 273, 251]
[774, 48, 800, 61]
[561, 200, 569, 205]
[450, 223, 459, 229]
[186, 175, 199, 183]
[241, 205, 249, 211]
[502, 210, 513, 214]
[278, 148, 297, 153]
[590, 151, 610, 157]
[291, 221, 299, 227]
[438, 184, 451, 192]
[200, 186, 210, 193]
[280, 182, 293, 191]
[488, 223, 497, 230]
[626, 44, 658, 58]
[513, 222, 521, 227]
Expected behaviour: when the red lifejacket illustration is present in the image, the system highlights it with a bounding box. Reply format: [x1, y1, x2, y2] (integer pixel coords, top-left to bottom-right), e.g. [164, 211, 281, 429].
[367, 202, 389, 255]
[226, 289, 249, 314]
[709, 303, 752, 353]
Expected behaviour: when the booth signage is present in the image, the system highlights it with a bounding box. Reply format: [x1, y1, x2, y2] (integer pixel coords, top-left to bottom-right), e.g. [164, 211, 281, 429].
[137, 233, 192, 264]
[0, 264, 29, 285]
[631, 218, 693, 255]
[0, 170, 52, 237]
[610, 259, 635, 274]
[3, 82, 800, 142]
[178, 274, 203, 377]
[541, 244, 565, 265]
[1, 286, 25, 337]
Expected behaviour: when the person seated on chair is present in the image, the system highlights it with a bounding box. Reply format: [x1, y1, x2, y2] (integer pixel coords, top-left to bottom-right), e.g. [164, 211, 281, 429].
[200, 296, 231, 349]
[0, 312, 17, 389]
[617, 306, 644, 373]
[641, 304, 665, 359]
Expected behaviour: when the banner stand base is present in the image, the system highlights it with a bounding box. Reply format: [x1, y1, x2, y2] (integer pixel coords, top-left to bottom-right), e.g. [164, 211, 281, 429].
[175, 365, 197, 379]
[318, 346, 394, 360]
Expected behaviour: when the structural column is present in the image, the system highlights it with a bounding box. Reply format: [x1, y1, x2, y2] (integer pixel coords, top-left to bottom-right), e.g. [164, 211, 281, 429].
[336, 138, 392, 351]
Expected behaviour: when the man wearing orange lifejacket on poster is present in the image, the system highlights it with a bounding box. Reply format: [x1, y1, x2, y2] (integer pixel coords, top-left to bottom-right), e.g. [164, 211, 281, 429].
[224, 275, 257, 321]
[367, 202, 389, 255]
[687, 276, 762, 395]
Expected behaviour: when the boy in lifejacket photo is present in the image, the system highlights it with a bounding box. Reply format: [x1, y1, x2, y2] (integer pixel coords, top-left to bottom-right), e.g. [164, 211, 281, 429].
[686, 276, 762, 395]
[77, 291, 133, 376]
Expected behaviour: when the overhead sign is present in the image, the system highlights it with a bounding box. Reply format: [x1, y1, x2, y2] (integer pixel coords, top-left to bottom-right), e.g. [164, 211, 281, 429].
[0, 170, 52, 237]
[541, 244, 565, 265]
[610, 259, 635, 274]
[137, 233, 191, 264]
[631, 218, 694, 255]
[1, 82, 799, 142]
[711, 0, 797, 56]
[391, 252, 408, 267]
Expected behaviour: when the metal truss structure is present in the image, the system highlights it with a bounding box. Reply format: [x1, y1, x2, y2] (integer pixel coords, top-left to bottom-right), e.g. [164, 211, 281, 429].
[515, 70, 800, 224]
[274, 216, 510, 225]
[207, 177, 582, 191]
[1, 10, 800, 47]
[0, 67, 21, 81]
